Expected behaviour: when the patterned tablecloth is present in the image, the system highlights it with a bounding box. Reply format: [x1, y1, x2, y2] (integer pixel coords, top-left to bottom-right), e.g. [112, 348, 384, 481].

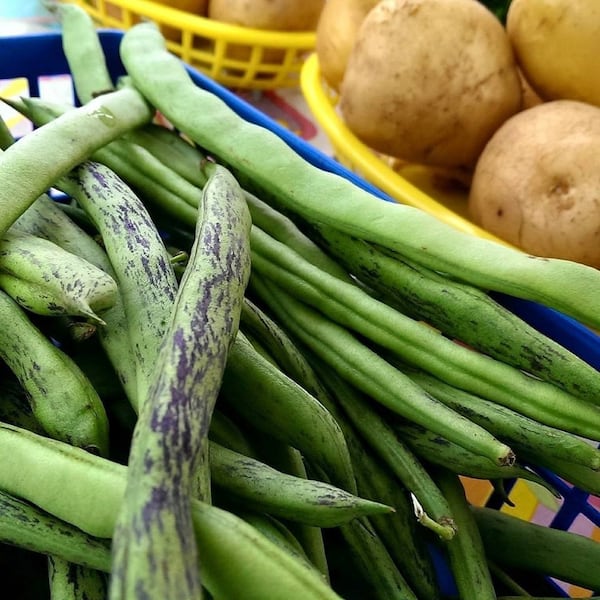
[1, 4, 599, 597]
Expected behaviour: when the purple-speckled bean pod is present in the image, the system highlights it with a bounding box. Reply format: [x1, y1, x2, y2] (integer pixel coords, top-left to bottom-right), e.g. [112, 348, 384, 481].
[109, 163, 252, 600]
[59, 160, 179, 411]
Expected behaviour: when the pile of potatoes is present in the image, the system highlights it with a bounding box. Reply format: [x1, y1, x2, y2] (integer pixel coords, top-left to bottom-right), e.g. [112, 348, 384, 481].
[316, 0, 600, 269]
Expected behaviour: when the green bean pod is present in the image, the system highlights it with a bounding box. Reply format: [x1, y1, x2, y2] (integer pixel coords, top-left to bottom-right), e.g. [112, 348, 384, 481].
[59, 160, 179, 410]
[209, 441, 392, 528]
[110, 163, 251, 600]
[120, 21, 600, 332]
[10, 96, 202, 226]
[0, 85, 152, 236]
[311, 224, 600, 402]
[0, 489, 112, 572]
[0, 230, 118, 324]
[434, 470, 497, 600]
[48, 557, 108, 600]
[53, 2, 114, 103]
[473, 505, 600, 592]
[391, 419, 559, 495]
[220, 331, 357, 494]
[12, 195, 137, 403]
[0, 423, 343, 599]
[250, 275, 514, 467]
[311, 360, 457, 540]
[400, 365, 600, 470]
[250, 230, 600, 442]
[0, 290, 109, 456]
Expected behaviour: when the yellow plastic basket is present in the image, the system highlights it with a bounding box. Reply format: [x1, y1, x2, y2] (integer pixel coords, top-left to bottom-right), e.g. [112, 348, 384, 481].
[300, 53, 507, 244]
[62, 0, 317, 89]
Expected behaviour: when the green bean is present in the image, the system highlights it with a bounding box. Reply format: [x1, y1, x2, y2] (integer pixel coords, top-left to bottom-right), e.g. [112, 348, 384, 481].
[0, 423, 343, 599]
[434, 469, 497, 600]
[301, 354, 443, 600]
[0, 489, 112, 572]
[59, 160, 179, 410]
[209, 440, 392, 528]
[399, 365, 600, 470]
[53, 2, 114, 103]
[220, 331, 357, 494]
[250, 275, 514, 466]
[120, 21, 600, 331]
[243, 192, 352, 283]
[0, 290, 109, 456]
[0, 85, 152, 236]
[342, 428, 443, 600]
[48, 557, 108, 600]
[311, 360, 457, 540]
[226, 423, 330, 583]
[391, 418, 559, 496]
[473, 505, 600, 591]
[123, 123, 208, 189]
[10, 96, 202, 225]
[110, 163, 251, 600]
[311, 224, 600, 402]
[12, 195, 137, 403]
[231, 509, 323, 578]
[0, 229, 118, 324]
[251, 231, 600, 442]
[337, 517, 419, 600]
[527, 456, 600, 496]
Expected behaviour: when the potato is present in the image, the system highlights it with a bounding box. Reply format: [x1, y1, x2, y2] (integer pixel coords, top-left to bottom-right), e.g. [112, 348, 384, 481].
[468, 100, 600, 268]
[338, 0, 522, 170]
[316, 0, 380, 91]
[208, 0, 324, 31]
[208, 0, 324, 63]
[506, 0, 600, 107]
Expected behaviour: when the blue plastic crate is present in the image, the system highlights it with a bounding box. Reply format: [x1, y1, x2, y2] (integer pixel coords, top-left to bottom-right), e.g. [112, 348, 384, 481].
[1, 29, 599, 599]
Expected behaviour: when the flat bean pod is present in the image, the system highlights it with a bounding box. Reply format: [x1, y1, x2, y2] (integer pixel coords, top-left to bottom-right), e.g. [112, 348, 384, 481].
[119, 22, 600, 331]
[53, 2, 114, 103]
[60, 160, 179, 410]
[0, 229, 118, 324]
[0, 423, 343, 599]
[434, 470, 496, 600]
[110, 164, 251, 600]
[0, 85, 152, 235]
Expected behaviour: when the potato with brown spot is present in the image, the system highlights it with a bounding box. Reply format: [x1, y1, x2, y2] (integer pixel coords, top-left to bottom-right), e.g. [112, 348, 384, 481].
[338, 0, 522, 170]
[468, 100, 600, 268]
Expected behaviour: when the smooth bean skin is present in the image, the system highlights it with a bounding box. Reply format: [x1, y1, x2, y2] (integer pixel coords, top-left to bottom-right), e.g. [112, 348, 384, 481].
[0, 424, 342, 600]
[119, 22, 600, 332]
[0, 86, 152, 236]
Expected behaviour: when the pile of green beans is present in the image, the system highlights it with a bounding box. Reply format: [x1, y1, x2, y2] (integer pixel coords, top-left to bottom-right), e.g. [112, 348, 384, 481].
[1, 6, 600, 599]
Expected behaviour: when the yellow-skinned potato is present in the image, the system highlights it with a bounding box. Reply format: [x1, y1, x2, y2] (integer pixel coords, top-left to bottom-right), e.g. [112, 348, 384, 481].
[316, 0, 380, 91]
[506, 0, 600, 107]
[468, 100, 600, 268]
[208, 0, 324, 62]
[208, 0, 324, 31]
[339, 0, 522, 170]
